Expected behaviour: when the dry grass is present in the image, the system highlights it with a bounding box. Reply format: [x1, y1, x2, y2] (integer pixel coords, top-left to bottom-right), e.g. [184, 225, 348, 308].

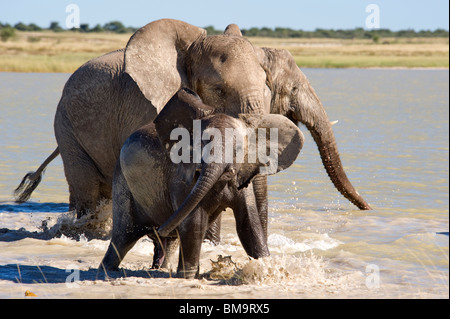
[0, 31, 448, 72]
[248, 37, 449, 68]
[0, 31, 129, 73]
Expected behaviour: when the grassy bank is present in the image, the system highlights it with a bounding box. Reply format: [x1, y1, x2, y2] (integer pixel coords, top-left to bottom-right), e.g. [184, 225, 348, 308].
[251, 37, 449, 68]
[0, 31, 129, 73]
[0, 31, 448, 73]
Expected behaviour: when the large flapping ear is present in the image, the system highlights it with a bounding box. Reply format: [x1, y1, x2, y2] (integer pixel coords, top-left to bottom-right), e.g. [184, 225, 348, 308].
[154, 88, 214, 153]
[223, 24, 242, 36]
[236, 114, 304, 189]
[125, 19, 206, 111]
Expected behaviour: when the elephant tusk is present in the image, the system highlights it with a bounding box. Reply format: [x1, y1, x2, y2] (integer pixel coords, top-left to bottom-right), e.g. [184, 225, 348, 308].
[330, 120, 339, 126]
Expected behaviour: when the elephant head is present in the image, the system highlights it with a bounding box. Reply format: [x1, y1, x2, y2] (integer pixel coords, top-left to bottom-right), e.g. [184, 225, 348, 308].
[154, 89, 304, 237]
[154, 87, 214, 154]
[125, 18, 370, 210]
[255, 47, 371, 210]
[124, 19, 268, 115]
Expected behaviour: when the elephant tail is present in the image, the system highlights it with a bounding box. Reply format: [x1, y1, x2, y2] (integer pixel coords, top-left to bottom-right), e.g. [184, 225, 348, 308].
[14, 147, 60, 203]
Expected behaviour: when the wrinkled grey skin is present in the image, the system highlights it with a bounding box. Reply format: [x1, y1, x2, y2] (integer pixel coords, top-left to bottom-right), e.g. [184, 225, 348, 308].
[99, 89, 304, 278]
[17, 18, 370, 234]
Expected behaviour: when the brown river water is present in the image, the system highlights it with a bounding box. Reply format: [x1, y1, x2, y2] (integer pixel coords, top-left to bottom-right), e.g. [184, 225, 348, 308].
[0, 69, 448, 299]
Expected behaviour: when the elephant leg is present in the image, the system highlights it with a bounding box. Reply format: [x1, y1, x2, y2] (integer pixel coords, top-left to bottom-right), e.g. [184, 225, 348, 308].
[98, 182, 112, 204]
[150, 236, 179, 270]
[176, 208, 208, 279]
[252, 175, 268, 239]
[204, 211, 221, 245]
[161, 237, 179, 269]
[56, 129, 103, 218]
[232, 185, 270, 259]
[65, 153, 102, 218]
[99, 168, 144, 275]
[151, 236, 167, 269]
[100, 235, 138, 274]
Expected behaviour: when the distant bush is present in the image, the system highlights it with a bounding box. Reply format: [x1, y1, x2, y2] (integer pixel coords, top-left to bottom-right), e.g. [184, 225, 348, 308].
[49, 21, 63, 32]
[239, 26, 449, 39]
[0, 20, 448, 38]
[0, 26, 16, 42]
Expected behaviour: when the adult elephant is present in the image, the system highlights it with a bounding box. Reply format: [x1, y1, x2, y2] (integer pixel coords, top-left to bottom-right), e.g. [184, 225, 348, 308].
[16, 19, 370, 234]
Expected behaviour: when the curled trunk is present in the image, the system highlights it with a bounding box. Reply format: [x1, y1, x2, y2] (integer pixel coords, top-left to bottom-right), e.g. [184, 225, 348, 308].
[158, 163, 223, 237]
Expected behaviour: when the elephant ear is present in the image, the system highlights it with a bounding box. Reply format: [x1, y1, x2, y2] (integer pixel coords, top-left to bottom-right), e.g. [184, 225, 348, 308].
[154, 88, 214, 153]
[124, 19, 206, 111]
[255, 47, 308, 115]
[237, 114, 304, 189]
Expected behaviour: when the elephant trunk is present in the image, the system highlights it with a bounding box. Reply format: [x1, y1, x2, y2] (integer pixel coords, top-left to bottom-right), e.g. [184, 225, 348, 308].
[158, 163, 224, 237]
[292, 85, 371, 210]
[309, 120, 372, 210]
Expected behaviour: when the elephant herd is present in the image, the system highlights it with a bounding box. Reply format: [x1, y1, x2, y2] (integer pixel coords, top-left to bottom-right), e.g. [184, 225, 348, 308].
[14, 19, 371, 278]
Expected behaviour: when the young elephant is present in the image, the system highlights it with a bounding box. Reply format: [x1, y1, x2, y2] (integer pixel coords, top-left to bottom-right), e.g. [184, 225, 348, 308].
[99, 88, 304, 278]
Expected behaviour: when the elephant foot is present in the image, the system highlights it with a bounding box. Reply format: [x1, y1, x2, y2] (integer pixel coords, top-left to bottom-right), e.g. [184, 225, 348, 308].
[151, 239, 166, 269]
[97, 263, 119, 280]
[177, 267, 199, 279]
[150, 236, 179, 269]
[75, 206, 94, 219]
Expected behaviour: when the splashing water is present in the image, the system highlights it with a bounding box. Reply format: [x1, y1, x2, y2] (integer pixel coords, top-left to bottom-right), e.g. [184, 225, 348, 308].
[40, 200, 113, 240]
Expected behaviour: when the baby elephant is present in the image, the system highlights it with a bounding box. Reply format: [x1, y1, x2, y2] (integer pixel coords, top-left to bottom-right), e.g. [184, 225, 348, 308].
[99, 88, 304, 278]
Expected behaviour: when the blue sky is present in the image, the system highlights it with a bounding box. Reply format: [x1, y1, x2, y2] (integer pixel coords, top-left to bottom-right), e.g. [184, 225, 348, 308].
[1, 0, 449, 31]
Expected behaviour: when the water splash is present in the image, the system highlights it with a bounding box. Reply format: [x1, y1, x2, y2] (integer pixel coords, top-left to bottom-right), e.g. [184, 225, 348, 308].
[238, 253, 330, 285]
[40, 200, 113, 240]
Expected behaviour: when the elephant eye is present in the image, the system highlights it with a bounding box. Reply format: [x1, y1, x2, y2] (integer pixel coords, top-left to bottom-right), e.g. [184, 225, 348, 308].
[291, 86, 299, 94]
[214, 86, 225, 96]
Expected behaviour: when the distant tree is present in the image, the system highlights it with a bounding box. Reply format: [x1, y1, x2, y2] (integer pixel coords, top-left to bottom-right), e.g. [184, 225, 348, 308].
[315, 28, 333, 38]
[14, 22, 29, 31]
[397, 29, 416, 37]
[126, 26, 138, 33]
[1, 19, 447, 38]
[433, 29, 449, 37]
[79, 23, 90, 33]
[241, 27, 260, 37]
[89, 24, 104, 33]
[28, 23, 42, 31]
[49, 21, 63, 32]
[204, 25, 222, 35]
[103, 21, 126, 33]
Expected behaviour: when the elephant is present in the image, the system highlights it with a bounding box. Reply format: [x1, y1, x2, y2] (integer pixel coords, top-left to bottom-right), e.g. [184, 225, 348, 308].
[99, 88, 304, 278]
[15, 18, 370, 239]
